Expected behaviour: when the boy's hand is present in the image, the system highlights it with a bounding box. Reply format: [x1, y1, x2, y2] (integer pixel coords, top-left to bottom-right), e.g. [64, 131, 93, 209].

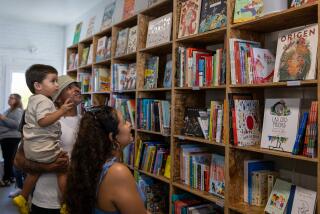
[60, 98, 74, 113]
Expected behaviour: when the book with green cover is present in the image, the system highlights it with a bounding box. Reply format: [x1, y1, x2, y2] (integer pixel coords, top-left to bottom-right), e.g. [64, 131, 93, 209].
[233, 0, 263, 24]
[73, 22, 82, 44]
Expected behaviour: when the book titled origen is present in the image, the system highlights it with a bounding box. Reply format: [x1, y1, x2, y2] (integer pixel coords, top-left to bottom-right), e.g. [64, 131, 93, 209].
[273, 24, 318, 82]
[261, 98, 300, 153]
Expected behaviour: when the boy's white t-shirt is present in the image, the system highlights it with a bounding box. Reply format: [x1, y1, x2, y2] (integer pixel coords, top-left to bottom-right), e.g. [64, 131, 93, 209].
[32, 115, 81, 209]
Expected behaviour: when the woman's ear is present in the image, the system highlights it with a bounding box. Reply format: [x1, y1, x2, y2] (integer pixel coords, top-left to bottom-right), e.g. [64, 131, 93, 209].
[108, 132, 114, 142]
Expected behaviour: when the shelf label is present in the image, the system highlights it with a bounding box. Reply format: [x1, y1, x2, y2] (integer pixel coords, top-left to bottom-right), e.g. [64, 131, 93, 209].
[178, 136, 185, 140]
[287, 81, 301, 86]
[192, 86, 200, 90]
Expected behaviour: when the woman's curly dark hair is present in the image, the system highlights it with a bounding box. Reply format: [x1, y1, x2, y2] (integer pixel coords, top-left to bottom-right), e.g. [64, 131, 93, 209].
[66, 106, 120, 214]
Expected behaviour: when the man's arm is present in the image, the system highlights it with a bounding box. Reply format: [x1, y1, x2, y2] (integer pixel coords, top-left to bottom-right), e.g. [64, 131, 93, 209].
[14, 142, 69, 174]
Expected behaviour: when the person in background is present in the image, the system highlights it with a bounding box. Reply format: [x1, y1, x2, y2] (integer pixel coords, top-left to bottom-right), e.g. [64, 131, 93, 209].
[14, 75, 82, 214]
[66, 106, 148, 214]
[0, 93, 23, 186]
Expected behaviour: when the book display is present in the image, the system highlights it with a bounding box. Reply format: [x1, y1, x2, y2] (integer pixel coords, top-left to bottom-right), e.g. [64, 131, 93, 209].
[66, 0, 320, 213]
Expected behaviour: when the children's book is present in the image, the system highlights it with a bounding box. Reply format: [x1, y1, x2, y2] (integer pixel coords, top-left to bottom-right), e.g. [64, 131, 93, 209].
[124, 63, 136, 90]
[86, 16, 96, 37]
[260, 98, 301, 153]
[100, 1, 116, 30]
[233, 0, 263, 23]
[199, 0, 227, 33]
[209, 153, 225, 198]
[105, 37, 112, 59]
[178, 0, 202, 38]
[144, 56, 159, 89]
[163, 54, 172, 88]
[87, 44, 93, 65]
[115, 28, 129, 57]
[96, 36, 107, 62]
[273, 24, 318, 82]
[127, 26, 138, 54]
[251, 48, 275, 83]
[291, 186, 317, 214]
[123, 0, 135, 20]
[73, 22, 82, 44]
[264, 179, 292, 214]
[80, 47, 89, 66]
[290, 0, 317, 8]
[146, 13, 172, 48]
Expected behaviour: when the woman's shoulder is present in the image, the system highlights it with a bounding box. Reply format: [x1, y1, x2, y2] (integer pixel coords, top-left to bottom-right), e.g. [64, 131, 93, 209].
[106, 162, 133, 183]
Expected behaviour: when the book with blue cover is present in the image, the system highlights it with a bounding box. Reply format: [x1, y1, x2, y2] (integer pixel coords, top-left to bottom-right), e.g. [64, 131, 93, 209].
[199, 0, 227, 33]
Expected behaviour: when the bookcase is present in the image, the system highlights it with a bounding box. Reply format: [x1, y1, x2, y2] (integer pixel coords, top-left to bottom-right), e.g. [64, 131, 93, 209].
[66, 0, 320, 213]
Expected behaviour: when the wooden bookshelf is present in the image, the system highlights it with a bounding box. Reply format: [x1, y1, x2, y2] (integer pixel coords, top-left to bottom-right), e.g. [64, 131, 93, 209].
[66, 0, 320, 213]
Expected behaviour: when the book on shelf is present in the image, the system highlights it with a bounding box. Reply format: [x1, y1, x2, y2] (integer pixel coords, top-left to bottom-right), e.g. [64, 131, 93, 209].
[100, 1, 116, 31]
[73, 22, 82, 44]
[112, 63, 136, 91]
[177, 47, 226, 87]
[261, 98, 301, 153]
[273, 24, 318, 82]
[263, 0, 287, 16]
[87, 44, 93, 65]
[209, 153, 225, 198]
[80, 46, 90, 66]
[291, 186, 317, 214]
[123, 0, 135, 20]
[146, 12, 172, 48]
[233, 0, 263, 23]
[164, 155, 171, 179]
[127, 25, 138, 54]
[78, 72, 92, 93]
[93, 67, 111, 92]
[86, 16, 95, 38]
[199, 0, 227, 33]
[68, 52, 78, 70]
[105, 37, 112, 59]
[178, 0, 202, 38]
[182, 107, 207, 138]
[302, 101, 318, 158]
[115, 28, 129, 57]
[163, 54, 172, 88]
[290, 0, 317, 7]
[137, 99, 170, 135]
[113, 97, 136, 127]
[96, 36, 108, 62]
[122, 142, 134, 167]
[144, 56, 159, 89]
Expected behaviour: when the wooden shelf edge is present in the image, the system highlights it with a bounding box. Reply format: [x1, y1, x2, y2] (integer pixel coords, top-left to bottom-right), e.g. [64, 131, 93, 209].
[112, 89, 136, 93]
[93, 59, 112, 66]
[113, 52, 137, 61]
[174, 135, 225, 147]
[80, 36, 94, 43]
[229, 202, 265, 214]
[139, 41, 172, 52]
[172, 182, 224, 207]
[229, 80, 318, 88]
[139, 0, 171, 15]
[67, 44, 78, 49]
[78, 64, 93, 70]
[174, 85, 226, 90]
[138, 169, 170, 184]
[94, 27, 112, 37]
[138, 88, 172, 92]
[137, 129, 170, 137]
[176, 27, 227, 43]
[114, 14, 138, 28]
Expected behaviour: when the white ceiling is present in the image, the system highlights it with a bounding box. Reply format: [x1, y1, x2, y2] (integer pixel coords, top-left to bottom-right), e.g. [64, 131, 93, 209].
[0, 0, 105, 26]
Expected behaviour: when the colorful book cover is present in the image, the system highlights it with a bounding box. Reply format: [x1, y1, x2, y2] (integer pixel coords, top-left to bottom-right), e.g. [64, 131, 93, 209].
[264, 179, 292, 214]
[199, 0, 227, 33]
[105, 37, 112, 59]
[163, 54, 172, 88]
[124, 63, 136, 90]
[290, 0, 317, 7]
[233, 0, 264, 23]
[209, 154, 225, 198]
[100, 1, 116, 30]
[96, 36, 107, 62]
[115, 28, 129, 57]
[73, 22, 82, 44]
[86, 16, 96, 37]
[291, 186, 317, 214]
[94, 68, 111, 92]
[146, 12, 172, 48]
[87, 44, 93, 65]
[127, 25, 138, 54]
[273, 24, 318, 82]
[144, 56, 159, 89]
[261, 98, 301, 153]
[178, 0, 202, 38]
[123, 0, 135, 20]
[80, 47, 89, 66]
[251, 48, 275, 83]
[234, 100, 261, 146]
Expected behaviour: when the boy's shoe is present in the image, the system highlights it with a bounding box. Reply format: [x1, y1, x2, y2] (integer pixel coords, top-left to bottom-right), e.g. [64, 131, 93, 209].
[8, 188, 22, 198]
[60, 203, 68, 214]
[12, 195, 29, 214]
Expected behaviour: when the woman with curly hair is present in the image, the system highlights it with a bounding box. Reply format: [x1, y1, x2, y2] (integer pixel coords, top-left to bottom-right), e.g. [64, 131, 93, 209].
[66, 106, 148, 214]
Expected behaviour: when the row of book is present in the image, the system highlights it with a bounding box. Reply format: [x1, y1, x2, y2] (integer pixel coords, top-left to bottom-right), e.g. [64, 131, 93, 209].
[137, 99, 171, 135]
[115, 26, 137, 57]
[230, 24, 318, 85]
[144, 54, 172, 89]
[122, 143, 134, 167]
[135, 140, 170, 178]
[244, 160, 316, 213]
[182, 100, 225, 143]
[230, 95, 318, 157]
[113, 97, 136, 128]
[177, 47, 226, 87]
[77, 68, 111, 93]
[112, 63, 136, 91]
[179, 144, 225, 198]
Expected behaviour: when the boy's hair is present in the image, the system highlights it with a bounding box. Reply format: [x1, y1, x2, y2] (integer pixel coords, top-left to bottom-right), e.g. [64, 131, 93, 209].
[25, 64, 58, 94]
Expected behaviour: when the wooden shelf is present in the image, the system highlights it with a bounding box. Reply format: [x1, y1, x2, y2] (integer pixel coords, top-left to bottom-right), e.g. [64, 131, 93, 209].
[138, 88, 172, 92]
[112, 89, 136, 93]
[78, 64, 93, 70]
[67, 44, 78, 49]
[140, 0, 172, 16]
[80, 36, 94, 44]
[92, 91, 111, 95]
[139, 41, 172, 54]
[229, 80, 318, 88]
[138, 169, 170, 184]
[176, 27, 226, 44]
[66, 68, 77, 73]
[137, 129, 170, 137]
[229, 202, 264, 214]
[230, 145, 318, 163]
[94, 58, 111, 66]
[231, 2, 318, 33]
[114, 14, 138, 28]
[94, 26, 112, 37]
[172, 182, 224, 207]
[174, 135, 225, 147]
[174, 85, 226, 90]
[113, 52, 136, 61]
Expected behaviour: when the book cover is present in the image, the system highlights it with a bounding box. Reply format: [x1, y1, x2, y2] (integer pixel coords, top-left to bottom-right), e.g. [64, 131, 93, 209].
[178, 0, 202, 38]
[73, 22, 82, 44]
[291, 186, 317, 214]
[264, 179, 292, 214]
[163, 54, 172, 88]
[124, 63, 136, 90]
[183, 108, 207, 137]
[233, 0, 263, 23]
[274, 24, 318, 82]
[290, 0, 316, 7]
[123, 0, 135, 20]
[209, 153, 225, 198]
[144, 56, 159, 89]
[105, 37, 112, 59]
[87, 44, 93, 65]
[127, 26, 138, 54]
[234, 100, 261, 146]
[100, 1, 116, 30]
[251, 48, 275, 83]
[261, 98, 301, 153]
[96, 36, 107, 62]
[86, 16, 96, 38]
[146, 12, 172, 48]
[80, 47, 90, 66]
[115, 28, 129, 57]
[199, 0, 227, 33]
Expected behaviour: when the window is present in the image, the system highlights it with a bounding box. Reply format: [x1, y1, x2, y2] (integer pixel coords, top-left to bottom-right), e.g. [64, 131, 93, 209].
[10, 72, 32, 109]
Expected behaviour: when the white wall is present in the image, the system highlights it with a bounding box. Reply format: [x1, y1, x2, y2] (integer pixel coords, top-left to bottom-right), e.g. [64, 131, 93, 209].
[0, 18, 65, 111]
